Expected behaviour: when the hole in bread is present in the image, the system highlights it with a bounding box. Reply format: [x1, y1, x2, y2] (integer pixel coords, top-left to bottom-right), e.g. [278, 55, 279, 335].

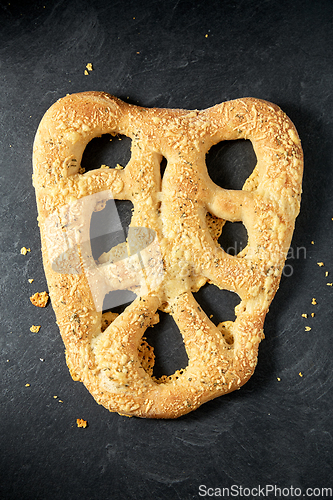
[193, 284, 240, 327]
[101, 290, 137, 331]
[218, 221, 248, 256]
[90, 199, 133, 261]
[116, 199, 134, 232]
[143, 311, 188, 380]
[206, 139, 257, 190]
[81, 134, 132, 173]
[160, 156, 167, 179]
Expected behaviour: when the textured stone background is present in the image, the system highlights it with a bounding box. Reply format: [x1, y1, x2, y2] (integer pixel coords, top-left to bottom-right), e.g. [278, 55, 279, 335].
[1, 0, 332, 498]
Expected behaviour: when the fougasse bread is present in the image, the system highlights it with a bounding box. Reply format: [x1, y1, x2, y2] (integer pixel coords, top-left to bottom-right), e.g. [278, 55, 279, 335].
[32, 92, 303, 418]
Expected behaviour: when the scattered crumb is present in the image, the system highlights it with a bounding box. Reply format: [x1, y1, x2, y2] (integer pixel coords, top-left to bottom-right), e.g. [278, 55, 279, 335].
[20, 247, 31, 255]
[25, 383, 30, 387]
[59, 400, 63, 403]
[30, 291, 49, 308]
[100, 164, 109, 169]
[301, 313, 308, 318]
[53, 395, 58, 399]
[84, 63, 93, 76]
[311, 241, 314, 245]
[327, 283, 332, 286]
[311, 298, 317, 305]
[30, 325, 41, 333]
[77, 419, 88, 428]
[40, 358, 44, 362]
[28, 278, 34, 283]
[115, 164, 124, 170]
[311, 313, 315, 318]
[317, 262, 324, 267]
[277, 377, 281, 381]
[299, 372, 303, 377]
[325, 271, 329, 277]
[205, 34, 209, 38]
[305, 326, 311, 331]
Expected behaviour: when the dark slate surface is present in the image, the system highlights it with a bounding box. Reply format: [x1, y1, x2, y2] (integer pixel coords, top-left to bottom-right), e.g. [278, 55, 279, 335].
[1, 0, 333, 498]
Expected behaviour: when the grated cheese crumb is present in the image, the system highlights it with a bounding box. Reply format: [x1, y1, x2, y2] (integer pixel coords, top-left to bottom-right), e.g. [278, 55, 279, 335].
[299, 372, 303, 377]
[77, 418, 88, 428]
[311, 298, 317, 305]
[301, 313, 307, 318]
[317, 262, 324, 267]
[305, 326, 311, 331]
[20, 247, 31, 255]
[30, 291, 49, 308]
[30, 325, 41, 333]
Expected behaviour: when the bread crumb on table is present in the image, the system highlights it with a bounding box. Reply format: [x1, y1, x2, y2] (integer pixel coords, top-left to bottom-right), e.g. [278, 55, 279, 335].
[84, 63, 93, 75]
[20, 247, 31, 255]
[30, 325, 41, 333]
[30, 291, 49, 308]
[76, 419, 88, 428]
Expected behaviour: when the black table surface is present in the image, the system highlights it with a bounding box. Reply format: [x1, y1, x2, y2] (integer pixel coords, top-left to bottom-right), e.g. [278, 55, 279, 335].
[1, 0, 333, 499]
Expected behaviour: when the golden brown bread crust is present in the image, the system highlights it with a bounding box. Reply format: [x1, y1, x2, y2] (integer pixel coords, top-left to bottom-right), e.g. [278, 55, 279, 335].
[32, 92, 303, 418]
